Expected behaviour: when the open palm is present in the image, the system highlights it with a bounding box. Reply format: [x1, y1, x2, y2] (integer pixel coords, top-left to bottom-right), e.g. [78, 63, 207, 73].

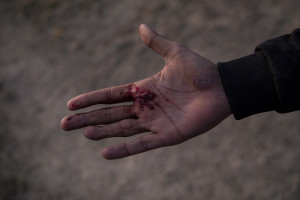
[61, 24, 231, 159]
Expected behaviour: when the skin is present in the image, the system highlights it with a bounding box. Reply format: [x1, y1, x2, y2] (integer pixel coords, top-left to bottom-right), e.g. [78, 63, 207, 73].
[61, 24, 232, 160]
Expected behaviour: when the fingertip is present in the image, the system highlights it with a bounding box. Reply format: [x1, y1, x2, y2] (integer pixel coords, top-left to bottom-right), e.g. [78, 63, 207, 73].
[139, 24, 155, 46]
[139, 24, 146, 40]
[67, 99, 74, 110]
[61, 116, 71, 131]
[101, 144, 129, 160]
[67, 98, 82, 111]
[60, 117, 65, 130]
[139, 23, 148, 32]
[138, 24, 174, 58]
[101, 148, 112, 160]
[84, 126, 102, 140]
[83, 126, 92, 138]
[139, 23, 145, 31]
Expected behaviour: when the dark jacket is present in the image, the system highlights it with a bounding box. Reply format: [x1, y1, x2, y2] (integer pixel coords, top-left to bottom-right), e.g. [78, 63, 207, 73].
[218, 28, 300, 119]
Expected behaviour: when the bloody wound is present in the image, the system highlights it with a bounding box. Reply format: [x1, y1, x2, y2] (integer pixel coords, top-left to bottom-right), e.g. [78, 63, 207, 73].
[123, 84, 157, 111]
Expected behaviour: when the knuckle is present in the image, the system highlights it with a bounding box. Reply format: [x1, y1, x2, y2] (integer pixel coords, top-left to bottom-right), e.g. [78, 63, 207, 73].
[136, 120, 145, 130]
[172, 45, 187, 58]
[86, 92, 92, 105]
[117, 121, 127, 136]
[148, 34, 158, 48]
[165, 42, 187, 58]
[173, 43, 186, 53]
[81, 113, 87, 126]
[106, 88, 113, 102]
[105, 108, 112, 122]
[123, 106, 134, 115]
[138, 138, 149, 151]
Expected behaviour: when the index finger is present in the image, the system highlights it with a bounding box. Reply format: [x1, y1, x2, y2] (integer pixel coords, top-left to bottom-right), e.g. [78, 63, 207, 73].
[67, 84, 133, 110]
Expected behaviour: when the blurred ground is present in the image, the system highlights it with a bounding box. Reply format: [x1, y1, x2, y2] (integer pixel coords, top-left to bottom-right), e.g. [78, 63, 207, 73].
[0, 0, 299, 199]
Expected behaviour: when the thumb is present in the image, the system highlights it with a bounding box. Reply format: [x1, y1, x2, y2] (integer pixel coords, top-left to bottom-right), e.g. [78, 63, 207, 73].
[139, 24, 175, 58]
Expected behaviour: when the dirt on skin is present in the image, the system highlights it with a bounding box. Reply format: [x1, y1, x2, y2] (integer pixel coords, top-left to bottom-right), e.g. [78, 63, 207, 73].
[1, 0, 300, 199]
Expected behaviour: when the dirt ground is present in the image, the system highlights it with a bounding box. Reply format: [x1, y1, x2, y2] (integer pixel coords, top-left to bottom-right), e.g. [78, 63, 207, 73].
[0, 0, 299, 199]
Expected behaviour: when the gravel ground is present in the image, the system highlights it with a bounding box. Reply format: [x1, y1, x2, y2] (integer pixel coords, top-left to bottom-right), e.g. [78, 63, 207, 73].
[0, 0, 299, 199]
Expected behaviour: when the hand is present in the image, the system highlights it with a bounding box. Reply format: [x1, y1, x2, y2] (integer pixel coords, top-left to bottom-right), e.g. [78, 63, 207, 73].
[61, 24, 232, 159]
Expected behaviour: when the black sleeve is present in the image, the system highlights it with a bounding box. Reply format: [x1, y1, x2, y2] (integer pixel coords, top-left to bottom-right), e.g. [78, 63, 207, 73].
[217, 28, 300, 120]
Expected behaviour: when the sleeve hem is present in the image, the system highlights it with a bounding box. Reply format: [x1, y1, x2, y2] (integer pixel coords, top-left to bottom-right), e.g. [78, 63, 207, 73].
[217, 52, 279, 120]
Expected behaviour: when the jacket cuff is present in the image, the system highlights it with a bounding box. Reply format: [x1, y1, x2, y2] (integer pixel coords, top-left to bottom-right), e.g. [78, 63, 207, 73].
[217, 52, 279, 119]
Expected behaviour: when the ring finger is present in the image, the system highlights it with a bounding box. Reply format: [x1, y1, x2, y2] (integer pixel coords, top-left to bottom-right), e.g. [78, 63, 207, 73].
[84, 119, 148, 140]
